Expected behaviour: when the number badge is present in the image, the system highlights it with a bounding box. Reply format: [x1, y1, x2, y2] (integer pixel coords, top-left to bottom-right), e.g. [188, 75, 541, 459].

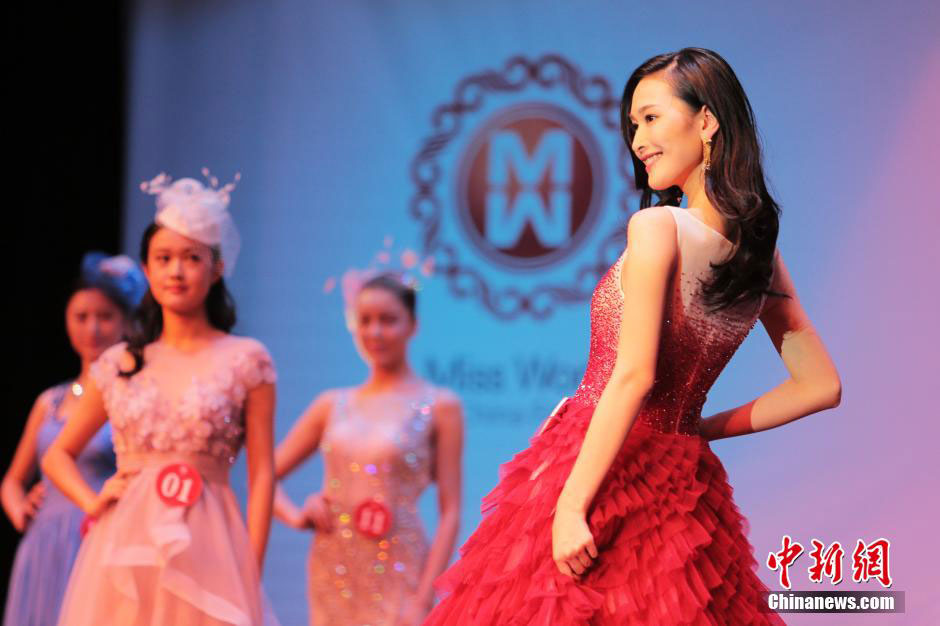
[536, 395, 570, 436]
[80, 514, 97, 538]
[354, 500, 393, 539]
[155, 463, 203, 507]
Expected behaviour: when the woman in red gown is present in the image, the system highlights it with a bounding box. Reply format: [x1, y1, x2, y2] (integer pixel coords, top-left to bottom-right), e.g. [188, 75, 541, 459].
[423, 47, 842, 625]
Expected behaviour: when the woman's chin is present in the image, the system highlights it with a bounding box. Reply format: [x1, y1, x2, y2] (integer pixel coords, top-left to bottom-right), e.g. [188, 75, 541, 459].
[156, 298, 206, 317]
[647, 178, 672, 191]
[363, 354, 405, 370]
[84, 346, 110, 362]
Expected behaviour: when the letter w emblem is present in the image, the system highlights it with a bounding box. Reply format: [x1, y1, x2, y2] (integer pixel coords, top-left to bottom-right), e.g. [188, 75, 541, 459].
[485, 130, 572, 248]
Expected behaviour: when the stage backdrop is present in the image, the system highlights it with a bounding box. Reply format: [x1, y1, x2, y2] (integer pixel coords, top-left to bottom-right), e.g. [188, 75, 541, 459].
[122, 1, 938, 623]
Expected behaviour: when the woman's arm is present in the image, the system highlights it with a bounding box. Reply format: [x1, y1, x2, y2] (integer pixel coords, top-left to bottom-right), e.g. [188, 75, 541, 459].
[409, 390, 464, 614]
[699, 249, 842, 441]
[553, 208, 677, 577]
[40, 381, 113, 515]
[272, 391, 333, 528]
[244, 380, 277, 571]
[2, 389, 54, 530]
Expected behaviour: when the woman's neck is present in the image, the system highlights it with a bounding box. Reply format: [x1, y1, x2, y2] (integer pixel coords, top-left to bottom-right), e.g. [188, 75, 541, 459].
[158, 307, 221, 349]
[361, 362, 421, 394]
[681, 170, 724, 226]
[681, 167, 712, 212]
[77, 359, 93, 383]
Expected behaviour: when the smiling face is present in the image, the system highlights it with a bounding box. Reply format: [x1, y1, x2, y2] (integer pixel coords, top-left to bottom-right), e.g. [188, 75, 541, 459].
[349, 286, 416, 370]
[627, 72, 715, 191]
[65, 288, 126, 363]
[143, 227, 221, 317]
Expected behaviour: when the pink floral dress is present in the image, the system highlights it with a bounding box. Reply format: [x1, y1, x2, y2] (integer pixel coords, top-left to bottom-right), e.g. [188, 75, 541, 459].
[56, 335, 280, 626]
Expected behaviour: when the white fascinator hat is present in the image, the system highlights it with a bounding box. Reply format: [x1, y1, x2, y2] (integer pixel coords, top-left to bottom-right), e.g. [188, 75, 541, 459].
[139, 168, 242, 277]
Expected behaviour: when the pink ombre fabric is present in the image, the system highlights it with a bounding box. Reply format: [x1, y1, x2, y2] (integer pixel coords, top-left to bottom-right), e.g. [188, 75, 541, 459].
[424, 206, 785, 625]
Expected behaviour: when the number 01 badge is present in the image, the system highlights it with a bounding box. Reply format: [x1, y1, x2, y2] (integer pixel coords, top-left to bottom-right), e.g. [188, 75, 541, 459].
[156, 463, 203, 507]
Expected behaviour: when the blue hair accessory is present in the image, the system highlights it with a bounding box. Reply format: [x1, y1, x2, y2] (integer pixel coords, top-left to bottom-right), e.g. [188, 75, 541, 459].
[80, 252, 149, 310]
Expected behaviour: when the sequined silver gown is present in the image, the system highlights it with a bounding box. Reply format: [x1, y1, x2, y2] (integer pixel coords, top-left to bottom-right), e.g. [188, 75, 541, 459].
[308, 386, 436, 625]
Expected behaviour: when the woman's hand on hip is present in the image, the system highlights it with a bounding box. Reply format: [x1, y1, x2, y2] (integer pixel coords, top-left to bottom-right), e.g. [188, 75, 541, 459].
[299, 492, 334, 533]
[86, 468, 138, 517]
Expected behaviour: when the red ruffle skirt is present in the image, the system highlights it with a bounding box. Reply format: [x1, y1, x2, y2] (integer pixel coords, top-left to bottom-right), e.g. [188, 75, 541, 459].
[425, 398, 785, 625]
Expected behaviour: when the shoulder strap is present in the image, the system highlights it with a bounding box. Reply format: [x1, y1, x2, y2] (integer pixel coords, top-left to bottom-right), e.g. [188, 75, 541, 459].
[54, 383, 70, 408]
[332, 388, 352, 420]
[663, 205, 682, 248]
[47, 384, 70, 420]
[412, 384, 436, 420]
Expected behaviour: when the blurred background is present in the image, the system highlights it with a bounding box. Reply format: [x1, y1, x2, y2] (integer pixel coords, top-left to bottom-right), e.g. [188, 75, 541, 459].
[6, 1, 938, 623]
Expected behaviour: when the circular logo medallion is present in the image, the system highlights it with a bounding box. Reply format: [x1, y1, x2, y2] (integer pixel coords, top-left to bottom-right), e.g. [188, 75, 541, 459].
[456, 103, 604, 270]
[409, 54, 636, 319]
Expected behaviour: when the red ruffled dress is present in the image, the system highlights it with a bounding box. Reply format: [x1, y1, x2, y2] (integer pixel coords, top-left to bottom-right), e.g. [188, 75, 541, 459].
[424, 206, 785, 625]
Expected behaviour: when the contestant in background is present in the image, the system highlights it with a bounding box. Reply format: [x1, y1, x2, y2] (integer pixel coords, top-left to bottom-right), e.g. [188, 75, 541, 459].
[42, 171, 281, 625]
[274, 265, 464, 626]
[2, 252, 145, 626]
[424, 48, 841, 624]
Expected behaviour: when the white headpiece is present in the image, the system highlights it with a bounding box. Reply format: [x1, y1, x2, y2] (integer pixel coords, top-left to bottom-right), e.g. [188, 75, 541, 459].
[140, 168, 242, 277]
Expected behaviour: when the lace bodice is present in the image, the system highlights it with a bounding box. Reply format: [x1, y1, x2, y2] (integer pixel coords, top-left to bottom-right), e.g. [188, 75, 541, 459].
[90, 335, 276, 463]
[573, 205, 776, 435]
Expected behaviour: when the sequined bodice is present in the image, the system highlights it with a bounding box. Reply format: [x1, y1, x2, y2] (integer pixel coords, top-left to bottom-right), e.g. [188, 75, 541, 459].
[89, 336, 277, 463]
[573, 206, 773, 435]
[320, 387, 435, 513]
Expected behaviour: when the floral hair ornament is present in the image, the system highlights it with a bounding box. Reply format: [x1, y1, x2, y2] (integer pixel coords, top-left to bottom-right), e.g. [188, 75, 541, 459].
[322, 235, 436, 331]
[140, 168, 242, 277]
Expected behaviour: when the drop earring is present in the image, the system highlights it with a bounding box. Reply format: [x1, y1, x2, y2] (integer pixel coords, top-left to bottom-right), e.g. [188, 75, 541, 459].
[703, 138, 712, 172]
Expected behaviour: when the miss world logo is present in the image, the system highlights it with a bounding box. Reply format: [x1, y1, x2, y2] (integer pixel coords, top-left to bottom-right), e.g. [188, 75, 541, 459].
[457, 103, 602, 269]
[410, 54, 637, 320]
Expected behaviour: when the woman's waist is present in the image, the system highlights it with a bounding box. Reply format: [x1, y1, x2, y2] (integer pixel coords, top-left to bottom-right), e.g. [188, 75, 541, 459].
[117, 451, 232, 483]
[546, 395, 702, 437]
[322, 470, 429, 501]
[32, 488, 85, 519]
[322, 492, 423, 522]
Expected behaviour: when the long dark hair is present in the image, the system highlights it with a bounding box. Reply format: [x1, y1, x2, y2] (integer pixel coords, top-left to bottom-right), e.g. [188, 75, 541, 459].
[120, 223, 237, 377]
[621, 47, 787, 313]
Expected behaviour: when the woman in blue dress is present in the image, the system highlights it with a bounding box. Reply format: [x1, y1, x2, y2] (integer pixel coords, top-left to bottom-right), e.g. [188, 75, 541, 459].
[1, 252, 147, 626]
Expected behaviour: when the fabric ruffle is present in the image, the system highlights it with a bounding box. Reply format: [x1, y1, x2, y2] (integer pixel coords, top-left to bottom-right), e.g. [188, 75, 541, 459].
[426, 399, 784, 625]
[57, 457, 279, 626]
